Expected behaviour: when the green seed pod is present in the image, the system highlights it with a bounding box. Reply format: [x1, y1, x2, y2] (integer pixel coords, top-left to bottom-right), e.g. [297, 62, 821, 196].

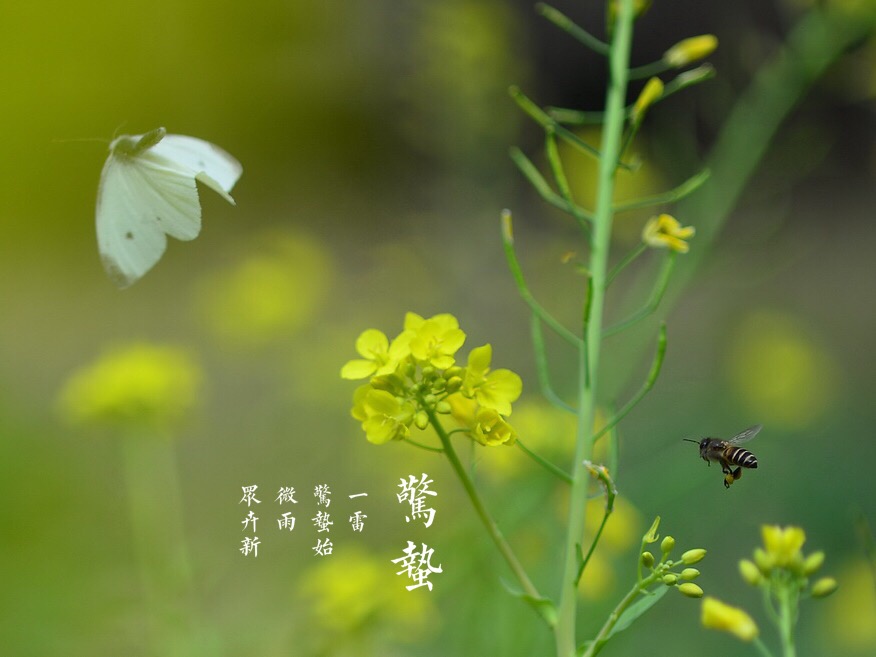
[435, 401, 452, 414]
[738, 559, 763, 586]
[811, 577, 838, 598]
[803, 551, 825, 576]
[414, 411, 429, 430]
[681, 549, 706, 565]
[680, 568, 700, 581]
[641, 551, 655, 568]
[662, 574, 678, 586]
[661, 535, 675, 555]
[678, 583, 704, 598]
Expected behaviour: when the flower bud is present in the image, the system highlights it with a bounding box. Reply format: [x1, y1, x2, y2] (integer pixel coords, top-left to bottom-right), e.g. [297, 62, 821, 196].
[664, 35, 718, 68]
[678, 582, 704, 598]
[423, 393, 437, 405]
[661, 536, 675, 555]
[445, 376, 463, 393]
[811, 577, 838, 598]
[421, 366, 435, 378]
[681, 549, 706, 565]
[641, 551, 655, 568]
[681, 568, 701, 581]
[738, 559, 763, 586]
[632, 77, 664, 124]
[444, 366, 464, 380]
[753, 548, 774, 575]
[432, 378, 446, 392]
[435, 401, 452, 414]
[663, 574, 678, 586]
[414, 411, 429, 430]
[643, 516, 661, 544]
[701, 597, 759, 641]
[803, 551, 825, 575]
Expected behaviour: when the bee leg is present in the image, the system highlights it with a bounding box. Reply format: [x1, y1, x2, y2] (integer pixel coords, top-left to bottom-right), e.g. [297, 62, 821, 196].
[724, 473, 734, 488]
[731, 466, 743, 481]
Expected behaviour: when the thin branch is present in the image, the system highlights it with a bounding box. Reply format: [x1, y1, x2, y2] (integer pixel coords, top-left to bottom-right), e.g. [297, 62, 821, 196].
[603, 253, 675, 337]
[516, 439, 573, 484]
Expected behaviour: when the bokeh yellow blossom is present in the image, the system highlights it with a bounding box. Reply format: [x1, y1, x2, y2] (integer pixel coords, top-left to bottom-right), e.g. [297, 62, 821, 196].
[59, 343, 201, 431]
[299, 547, 436, 641]
[701, 597, 759, 641]
[199, 232, 330, 348]
[824, 559, 876, 653]
[726, 311, 840, 429]
[642, 214, 696, 253]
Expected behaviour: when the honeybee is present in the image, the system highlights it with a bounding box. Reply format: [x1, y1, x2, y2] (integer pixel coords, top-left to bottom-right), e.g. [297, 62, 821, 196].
[684, 425, 761, 489]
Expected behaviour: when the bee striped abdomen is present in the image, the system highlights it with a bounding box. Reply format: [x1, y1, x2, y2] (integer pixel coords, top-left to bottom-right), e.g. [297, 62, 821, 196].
[729, 447, 758, 469]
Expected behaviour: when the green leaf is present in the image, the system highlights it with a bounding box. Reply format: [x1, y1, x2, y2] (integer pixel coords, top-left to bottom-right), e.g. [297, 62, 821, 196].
[605, 585, 669, 641]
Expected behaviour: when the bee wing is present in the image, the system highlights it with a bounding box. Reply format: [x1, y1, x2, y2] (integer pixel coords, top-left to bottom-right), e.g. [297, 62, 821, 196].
[728, 424, 762, 444]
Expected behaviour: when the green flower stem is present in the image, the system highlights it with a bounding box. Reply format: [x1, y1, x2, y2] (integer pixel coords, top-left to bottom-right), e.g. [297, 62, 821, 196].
[402, 437, 444, 452]
[531, 315, 577, 414]
[501, 211, 583, 349]
[555, 1, 636, 654]
[510, 147, 592, 220]
[606, 243, 646, 287]
[516, 439, 573, 484]
[581, 573, 661, 657]
[536, 3, 610, 56]
[122, 431, 199, 657]
[576, 463, 616, 584]
[628, 59, 671, 80]
[603, 252, 674, 337]
[776, 584, 798, 657]
[548, 65, 715, 127]
[612, 168, 711, 212]
[546, 132, 591, 232]
[424, 405, 543, 605]
[592, 323, 666, 445]
[753, 637, 777, 657]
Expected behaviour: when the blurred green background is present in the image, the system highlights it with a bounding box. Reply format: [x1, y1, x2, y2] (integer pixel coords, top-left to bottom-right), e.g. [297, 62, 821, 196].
[1, 0, 875, 655]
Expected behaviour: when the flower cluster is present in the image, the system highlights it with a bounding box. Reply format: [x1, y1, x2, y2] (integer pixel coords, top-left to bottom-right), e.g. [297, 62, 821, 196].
[702, 524, 837, 645]
[638, 516, 708, 599]
[341, 313, 522, 446]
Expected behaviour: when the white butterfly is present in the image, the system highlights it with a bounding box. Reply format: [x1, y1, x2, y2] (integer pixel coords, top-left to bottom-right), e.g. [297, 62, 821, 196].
[96, 127, 242, 287]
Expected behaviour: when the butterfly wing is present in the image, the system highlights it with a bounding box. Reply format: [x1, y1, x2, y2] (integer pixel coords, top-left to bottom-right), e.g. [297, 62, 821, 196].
[151, 134, 242, 202]
[96, 151, 201, 288]
[728, 424, 762, 445]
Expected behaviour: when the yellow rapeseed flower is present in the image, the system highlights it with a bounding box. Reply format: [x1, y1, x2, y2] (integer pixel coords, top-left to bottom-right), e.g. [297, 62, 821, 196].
[406, 312, 466, 369]
[359, 389, 415, 445]
[642, 214, 696, 253]
[472, 408, 517, 447]
[340, 329, 411, 380]
[701, 597, 759, 641]
[761, 525, 806, 570]
[462, 344, 522, 416]
[59, 343, 200, 431]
